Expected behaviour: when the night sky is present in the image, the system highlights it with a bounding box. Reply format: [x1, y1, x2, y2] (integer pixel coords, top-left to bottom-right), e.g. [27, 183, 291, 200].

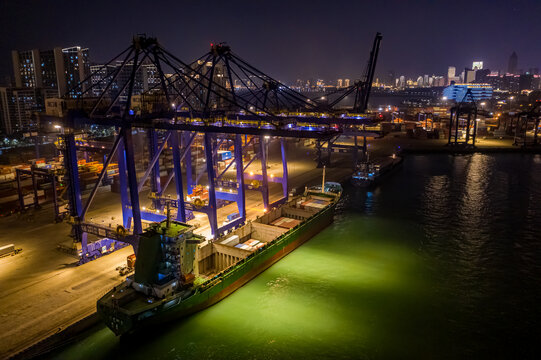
[1, 0, 541, 83]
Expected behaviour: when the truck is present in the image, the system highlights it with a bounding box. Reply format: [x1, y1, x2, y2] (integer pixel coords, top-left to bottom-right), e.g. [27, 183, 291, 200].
[0, 244, 22, 258]
[217, 151, 232, 161]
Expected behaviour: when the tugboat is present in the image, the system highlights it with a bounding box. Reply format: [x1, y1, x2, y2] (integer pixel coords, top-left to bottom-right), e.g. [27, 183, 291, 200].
[351, 153, 403, 188]
[97, 174, 342, 336]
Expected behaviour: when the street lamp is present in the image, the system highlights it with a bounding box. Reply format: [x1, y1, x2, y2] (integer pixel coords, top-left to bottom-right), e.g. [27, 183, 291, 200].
[54, 124, 64, 135]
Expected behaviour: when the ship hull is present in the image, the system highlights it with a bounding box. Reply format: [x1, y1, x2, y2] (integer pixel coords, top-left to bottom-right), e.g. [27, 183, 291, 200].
[98, 202, 337, 336]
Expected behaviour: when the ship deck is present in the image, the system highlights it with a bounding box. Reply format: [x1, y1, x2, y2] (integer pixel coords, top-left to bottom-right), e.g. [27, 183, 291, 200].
[99, 192, 340, 319]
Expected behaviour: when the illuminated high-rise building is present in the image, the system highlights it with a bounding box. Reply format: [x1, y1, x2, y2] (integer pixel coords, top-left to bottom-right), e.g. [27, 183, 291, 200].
[11, 45, 90, 97]
[508, 52, 518, 74]
[6, 45, 90, 133]
[12, 48, 64, 90]
[399, 75, 406, 89]
[387, 70, 395, 86]
[465, 69, 476, 83]
[61, 46, 90, 97]
[447, 66, 460, 85]
[0, 87, 56, 134]
[337, 79, 343, 88]
[344, 78, 350, 87]
[89, 64, 117, 97]
[472, 61, 483, 70]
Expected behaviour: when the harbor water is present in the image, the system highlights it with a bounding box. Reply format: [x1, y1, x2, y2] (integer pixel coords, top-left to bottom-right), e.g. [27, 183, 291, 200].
[50, 154, 541, 359]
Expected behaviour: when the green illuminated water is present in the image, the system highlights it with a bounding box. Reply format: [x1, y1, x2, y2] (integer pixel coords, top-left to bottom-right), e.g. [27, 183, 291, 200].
[51, 154, 541, 359]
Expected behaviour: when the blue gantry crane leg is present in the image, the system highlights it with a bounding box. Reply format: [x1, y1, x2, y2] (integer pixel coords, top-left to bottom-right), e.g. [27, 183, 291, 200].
[242, 137, 288, 209]
[123, 126, 143, 235]
[280, 138, 288, 199]
[235, 134, 246, 222]
[137, 130, 170, 196]
[194, 137, 227, 186]
[117, 137, 131, 229]
[259, 136, 269, 210]
[158, 132, 195, 197]
[148, 129, 162, 209]
[170, 130, 187, 222]
[204, 133, 219, 238]
[184, 132, 194, 195]
[63, 132, 88, 261]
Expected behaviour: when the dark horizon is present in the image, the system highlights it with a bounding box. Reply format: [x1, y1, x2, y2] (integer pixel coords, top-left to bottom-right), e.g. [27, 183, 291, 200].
[1, 0, 541, 83]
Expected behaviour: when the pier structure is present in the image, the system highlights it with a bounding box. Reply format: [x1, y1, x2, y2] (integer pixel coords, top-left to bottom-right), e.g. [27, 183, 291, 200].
[513, 101, 541, 147]
[47, 34, 382, 263]
[15, 166, 63, 221]
[447, 89, 491, 147]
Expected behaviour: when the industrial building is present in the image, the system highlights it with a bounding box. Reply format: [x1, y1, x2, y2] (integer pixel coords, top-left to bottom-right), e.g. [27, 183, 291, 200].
[442, 83, 493, 102]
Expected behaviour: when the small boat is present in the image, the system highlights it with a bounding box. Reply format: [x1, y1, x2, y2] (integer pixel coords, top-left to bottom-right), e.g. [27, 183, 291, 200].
[351, 154, 403, 188]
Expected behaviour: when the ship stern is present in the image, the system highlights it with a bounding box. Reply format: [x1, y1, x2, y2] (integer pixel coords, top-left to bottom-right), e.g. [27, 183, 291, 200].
[97, 288, 136, 336]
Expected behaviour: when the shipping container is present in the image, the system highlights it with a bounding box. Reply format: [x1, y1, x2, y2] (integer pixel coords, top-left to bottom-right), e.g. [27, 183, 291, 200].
[217, 151, 232, 161]
[127, 254, 136, 268]
[221, 235, 240, 246]
[226, 212, 240, 222]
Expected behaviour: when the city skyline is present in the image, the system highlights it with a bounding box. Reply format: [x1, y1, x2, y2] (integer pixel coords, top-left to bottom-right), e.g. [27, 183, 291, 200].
[2, 41, 533, 88]
[2, 0, 541, 84]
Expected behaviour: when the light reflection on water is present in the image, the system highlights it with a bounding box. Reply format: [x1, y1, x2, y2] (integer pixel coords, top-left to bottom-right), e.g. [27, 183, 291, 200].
[51, 154, 541, 360]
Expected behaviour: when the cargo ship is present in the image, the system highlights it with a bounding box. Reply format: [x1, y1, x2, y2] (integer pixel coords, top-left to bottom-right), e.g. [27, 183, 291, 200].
[97, 182, 342, 336]
[351, 154, 403, 188]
